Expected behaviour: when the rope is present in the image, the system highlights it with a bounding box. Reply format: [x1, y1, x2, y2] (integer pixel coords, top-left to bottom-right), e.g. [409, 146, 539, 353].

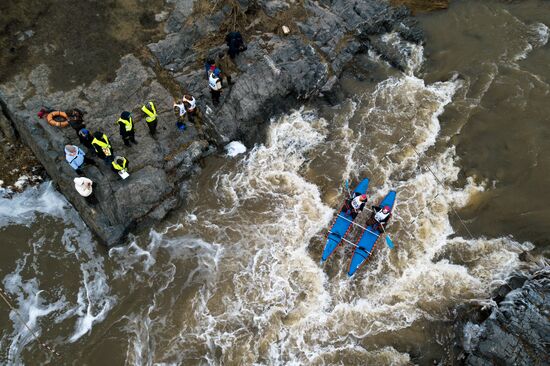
[0, 287, 62, 359]
[409, 144, 475, 240]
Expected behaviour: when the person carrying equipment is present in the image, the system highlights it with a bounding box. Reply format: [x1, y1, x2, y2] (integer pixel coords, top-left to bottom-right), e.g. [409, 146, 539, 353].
[208, 69, 222, 106]
[367, 205, 392, 232]
[91, 131, 114, 163]
[64, 144, 97, 175]
[111, 156, 129, 179]
[141, 101, 158, 136]
[182, 94, 197, 124]
[345, 193, 368, 219]
[117, 111, 137, 146]
[173, 99, 187, 131]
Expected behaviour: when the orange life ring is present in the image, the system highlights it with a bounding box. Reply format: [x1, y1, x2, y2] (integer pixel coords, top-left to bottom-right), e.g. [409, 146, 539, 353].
[46, 111, 69, 128]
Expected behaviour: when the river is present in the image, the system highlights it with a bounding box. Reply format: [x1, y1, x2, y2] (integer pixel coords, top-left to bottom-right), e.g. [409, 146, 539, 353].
[0, 0, 548, 365]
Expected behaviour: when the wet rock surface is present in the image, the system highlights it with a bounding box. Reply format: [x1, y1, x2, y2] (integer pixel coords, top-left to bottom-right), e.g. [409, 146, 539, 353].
[0, 0, 422, 246]
[453, 268, 550, 366]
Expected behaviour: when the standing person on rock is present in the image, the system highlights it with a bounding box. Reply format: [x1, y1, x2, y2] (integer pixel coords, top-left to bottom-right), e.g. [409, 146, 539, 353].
[225, 31, 246, 59]
[91, 131, 114, 164]
[116, 111, 137, 146]
[141, 101, 158, 136]
[64, 144, 97, 175]
[78, 128, 94, 150]
[217, 52, 235, 85]
[208, 69, 222, 106]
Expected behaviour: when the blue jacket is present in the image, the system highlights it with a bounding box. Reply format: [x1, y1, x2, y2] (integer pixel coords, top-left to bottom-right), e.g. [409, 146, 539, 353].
[65, 146, 85, 170]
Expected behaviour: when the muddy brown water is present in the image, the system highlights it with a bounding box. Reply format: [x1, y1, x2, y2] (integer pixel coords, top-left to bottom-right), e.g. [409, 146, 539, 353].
[0, 0, 548, 365]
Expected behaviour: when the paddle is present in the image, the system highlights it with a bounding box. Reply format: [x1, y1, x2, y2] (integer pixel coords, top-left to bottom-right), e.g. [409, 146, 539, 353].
[344, 179, 352, 199]
[337, 214, 381, 237]
[377, 222, 395, 249]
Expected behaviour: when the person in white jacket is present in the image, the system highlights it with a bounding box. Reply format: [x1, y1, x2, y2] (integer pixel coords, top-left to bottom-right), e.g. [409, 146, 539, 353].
[74, 177, 98, 204]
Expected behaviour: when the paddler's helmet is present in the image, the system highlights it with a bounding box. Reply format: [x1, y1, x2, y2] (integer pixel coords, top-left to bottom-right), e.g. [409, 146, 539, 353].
[360, 194, 367, 200]
[382, 206, 391, 213]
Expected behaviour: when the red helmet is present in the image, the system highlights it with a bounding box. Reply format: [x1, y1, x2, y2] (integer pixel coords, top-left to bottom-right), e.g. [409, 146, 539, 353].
[382, 206, 391, 213]
[360, 194, 367, 200]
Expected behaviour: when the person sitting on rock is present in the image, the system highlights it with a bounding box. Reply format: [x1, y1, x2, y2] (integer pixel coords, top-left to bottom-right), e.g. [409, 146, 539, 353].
[91, 131, 114, 163]
[111, 156, 129, 179]
[64, 144, 97, 175]
[73, 176, 98, 204]
[116, 111, 137, 146]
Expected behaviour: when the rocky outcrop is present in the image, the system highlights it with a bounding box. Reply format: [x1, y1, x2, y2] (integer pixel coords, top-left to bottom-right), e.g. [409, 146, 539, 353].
[0, 55, 209, 246]
[0, 0, 422, 246]
[453, 269, 550, 366]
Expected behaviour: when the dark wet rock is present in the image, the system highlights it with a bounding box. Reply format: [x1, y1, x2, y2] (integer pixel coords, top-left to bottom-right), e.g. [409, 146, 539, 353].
[149, 0, 423, 144]
[453, 269, 550, 366]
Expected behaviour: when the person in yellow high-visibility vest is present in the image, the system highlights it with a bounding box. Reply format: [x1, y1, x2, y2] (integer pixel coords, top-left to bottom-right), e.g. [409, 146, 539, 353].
[116, 111, 137, 146]
[141, 101, 158, 136]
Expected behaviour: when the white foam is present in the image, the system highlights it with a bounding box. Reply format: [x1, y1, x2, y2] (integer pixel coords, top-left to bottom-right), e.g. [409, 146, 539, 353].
[224, 141, 247, 157]
[0, 182, 115, 351]
[0, 182, 68, 227]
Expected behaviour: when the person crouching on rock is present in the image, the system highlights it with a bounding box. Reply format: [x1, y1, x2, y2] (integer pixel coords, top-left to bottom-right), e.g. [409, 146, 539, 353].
[74, 177, 98, 205]
[64, 144, 97, 175]
[111, 156, 129, 179]
[141, 101, 158, 136]
[116, 111, 137, 146]
[91, 131, 114, 164]
[208, 69, 222, 106]
[173, 99, 187, 131]
[68, 108, 87, 132]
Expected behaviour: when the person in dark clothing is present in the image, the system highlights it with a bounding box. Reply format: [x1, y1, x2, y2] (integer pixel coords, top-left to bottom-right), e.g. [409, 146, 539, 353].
[225, 31, 246, 59]
[116, 111, 137, 146]
[78, 128, 94, 150]
[67, 108, 86, 132]
[91, 131, 114, 163]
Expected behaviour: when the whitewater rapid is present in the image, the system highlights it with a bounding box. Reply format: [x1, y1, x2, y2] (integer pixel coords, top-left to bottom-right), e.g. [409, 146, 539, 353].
[1, 8, 546, 364]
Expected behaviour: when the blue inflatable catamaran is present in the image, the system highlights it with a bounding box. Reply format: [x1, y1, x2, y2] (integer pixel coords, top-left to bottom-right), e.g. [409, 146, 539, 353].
[320, 178, 370, 263]
[347, 190, 397, 277]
